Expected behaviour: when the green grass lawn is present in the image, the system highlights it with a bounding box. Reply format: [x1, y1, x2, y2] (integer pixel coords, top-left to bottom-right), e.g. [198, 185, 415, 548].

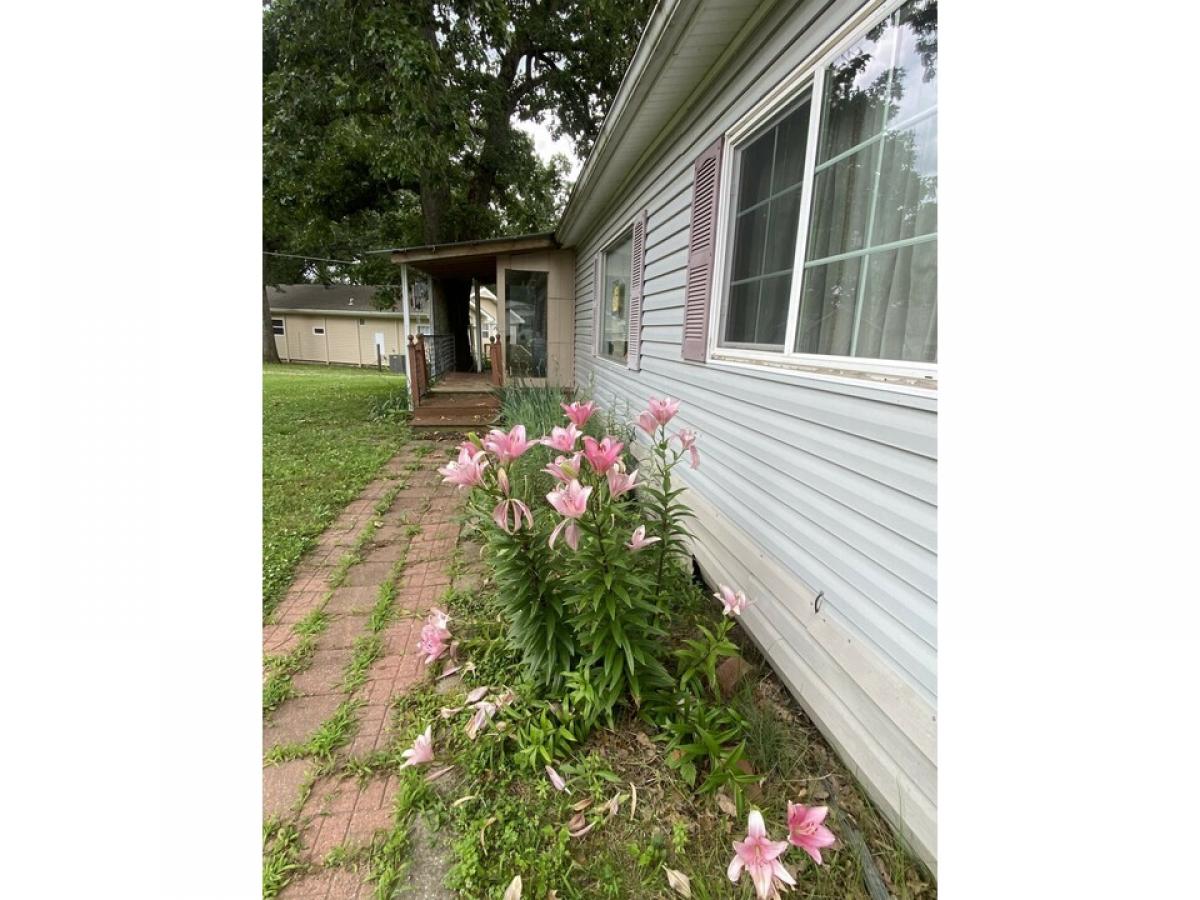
[263, 364, 409, 618]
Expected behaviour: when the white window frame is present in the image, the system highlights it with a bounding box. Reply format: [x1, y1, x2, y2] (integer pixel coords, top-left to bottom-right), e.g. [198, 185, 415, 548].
[272, 318, 285, 335]
[594, 226, 634, 367]
[707, 0, 936, 387]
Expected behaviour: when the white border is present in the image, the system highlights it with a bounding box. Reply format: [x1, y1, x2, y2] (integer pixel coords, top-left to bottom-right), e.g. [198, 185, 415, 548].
[706, 0, 935, 390]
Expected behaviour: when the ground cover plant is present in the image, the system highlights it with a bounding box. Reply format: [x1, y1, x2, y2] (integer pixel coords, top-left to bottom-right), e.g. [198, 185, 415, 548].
[262, 364, 409, 617]
[350, 390, 936, 898]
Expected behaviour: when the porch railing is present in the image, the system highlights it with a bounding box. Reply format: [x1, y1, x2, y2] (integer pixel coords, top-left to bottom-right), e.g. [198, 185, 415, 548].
[407, 332, 460, 410]
[426, 333, 456, 382]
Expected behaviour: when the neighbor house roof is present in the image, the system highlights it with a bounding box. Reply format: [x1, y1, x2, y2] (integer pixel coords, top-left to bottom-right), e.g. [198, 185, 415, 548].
[268, 284, 424, 318]
[556, 0, 768, 246]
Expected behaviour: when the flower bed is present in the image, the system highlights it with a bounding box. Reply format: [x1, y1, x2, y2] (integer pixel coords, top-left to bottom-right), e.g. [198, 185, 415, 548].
[372, 392, 935, 898]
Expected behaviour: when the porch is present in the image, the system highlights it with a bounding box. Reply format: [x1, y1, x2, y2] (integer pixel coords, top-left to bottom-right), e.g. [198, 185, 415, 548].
[381, 232, 576, 425]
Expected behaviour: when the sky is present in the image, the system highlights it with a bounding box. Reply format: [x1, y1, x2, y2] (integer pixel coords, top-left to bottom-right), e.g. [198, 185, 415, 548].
[515, 113, 583, 181]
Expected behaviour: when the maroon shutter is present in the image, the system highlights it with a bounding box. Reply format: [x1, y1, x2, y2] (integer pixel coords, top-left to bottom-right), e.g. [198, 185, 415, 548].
[627, 210, 648, 371]
[592, 254, 603, 355]
[681, 135, 724, 362]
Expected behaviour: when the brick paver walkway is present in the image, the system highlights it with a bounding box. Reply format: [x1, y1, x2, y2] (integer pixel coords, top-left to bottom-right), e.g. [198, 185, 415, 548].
[264, 440, 466, 899]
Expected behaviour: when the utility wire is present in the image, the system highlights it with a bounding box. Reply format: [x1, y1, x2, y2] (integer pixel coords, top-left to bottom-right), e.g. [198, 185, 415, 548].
[263, 251, 360, 265]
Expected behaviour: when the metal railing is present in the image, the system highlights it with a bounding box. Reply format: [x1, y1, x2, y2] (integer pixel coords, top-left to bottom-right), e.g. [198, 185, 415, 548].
[425, 333, 456, 382]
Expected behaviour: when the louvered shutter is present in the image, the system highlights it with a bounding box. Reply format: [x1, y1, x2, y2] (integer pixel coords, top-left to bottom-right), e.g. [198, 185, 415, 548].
[627, 210, 648, 371]
[592, 254, 603, 355]
[681, 135, 724, 361]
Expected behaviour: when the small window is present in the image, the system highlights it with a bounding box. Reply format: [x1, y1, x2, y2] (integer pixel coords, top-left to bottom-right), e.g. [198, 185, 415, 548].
[272, 318, 285, 335]
[358, 318, 366, 325]
[312, 326, 325, 336]
[598, 231, 632, 363]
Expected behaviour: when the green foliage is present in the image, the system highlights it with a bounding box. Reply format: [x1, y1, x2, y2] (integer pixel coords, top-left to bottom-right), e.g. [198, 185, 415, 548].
[561, 501, 671, 715]
[675, 618, 740, 700]
[651, 691, 757, 805]
[262, 365, 408, 617]
[263, 0, 654, 291]
[368, 386, 410, 424]
[262, 817, 303, 898]
[484, 510, 576, 691]
[496, 383, 569, 436]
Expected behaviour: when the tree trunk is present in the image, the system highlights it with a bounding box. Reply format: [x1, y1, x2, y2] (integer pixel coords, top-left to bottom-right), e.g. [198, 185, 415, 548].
[263, 283, 282, 364]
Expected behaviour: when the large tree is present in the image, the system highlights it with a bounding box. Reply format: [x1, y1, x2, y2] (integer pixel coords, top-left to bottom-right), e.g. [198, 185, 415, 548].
[263, 0, 654, 357]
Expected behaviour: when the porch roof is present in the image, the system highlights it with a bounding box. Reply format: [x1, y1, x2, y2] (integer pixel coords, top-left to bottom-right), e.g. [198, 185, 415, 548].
[382, 231, 557, 281]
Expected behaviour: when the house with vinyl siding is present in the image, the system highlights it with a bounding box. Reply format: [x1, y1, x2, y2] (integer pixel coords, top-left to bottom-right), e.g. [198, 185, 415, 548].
[388, 0, 937, 869]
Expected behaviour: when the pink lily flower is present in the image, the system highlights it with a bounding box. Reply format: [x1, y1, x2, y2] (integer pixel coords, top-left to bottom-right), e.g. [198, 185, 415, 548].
[647, 395, 681, 426]
[787, 802, 836, 865]
[544, 452, 582, 484]
[418, 621, 451, 664]
[606, 465, 639, 500]
[457, 439, 483, 459]
[581, 435, 623, 474]
[465, 700, 497, 740]
[561, 400, 597, 428]
[493, 497, 534, 533]
[399, 725, 434, 769]
[438, 446, 489, 489]
[545, 765, 570, 793]
[626, 525, 661, 552]
[675, 428, 700, 469]
[635, 410, 659, 437]
[541, 423, 581, 453]
[428, 607, 450, 631]
[483, 425, 535, 465]
[716, 584, 749, 617]
[547, 479, 591, 519]
[727, 810, 796, 900]
[547, 480, 591, 551]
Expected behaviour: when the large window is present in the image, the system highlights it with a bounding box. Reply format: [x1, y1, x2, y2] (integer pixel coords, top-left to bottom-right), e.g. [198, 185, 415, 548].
[599, 231, 632, 362]
[716, 0, 937, 373]
[505, 269, 548, 378]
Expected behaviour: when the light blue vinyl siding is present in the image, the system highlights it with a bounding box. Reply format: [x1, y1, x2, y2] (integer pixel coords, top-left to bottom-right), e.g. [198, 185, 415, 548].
[571, 4, 937, 862]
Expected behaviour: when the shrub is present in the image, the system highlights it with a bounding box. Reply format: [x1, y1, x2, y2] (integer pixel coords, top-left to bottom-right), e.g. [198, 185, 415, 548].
[440, 393, 704, 721]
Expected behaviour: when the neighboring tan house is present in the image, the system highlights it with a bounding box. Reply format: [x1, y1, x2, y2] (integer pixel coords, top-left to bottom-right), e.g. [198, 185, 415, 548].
[269, 284, 430, 367]
[386, 0, 937, 869]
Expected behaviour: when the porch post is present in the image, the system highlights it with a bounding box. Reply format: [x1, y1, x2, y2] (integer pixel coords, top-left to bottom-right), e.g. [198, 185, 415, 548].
[401, 264, 413, 401]
[474, 280, 483, 373]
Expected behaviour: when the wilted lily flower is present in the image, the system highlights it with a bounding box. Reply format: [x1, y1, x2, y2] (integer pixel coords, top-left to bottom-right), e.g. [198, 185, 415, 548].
[544, 452, 582, 484]
[428, 607, 450, 631]
[647, 395, 681, 426]
[545, 765, 570, 793]
[606, 465, 638, 500]
[675, 429, 700, 469]
[493, 497, 534, 533]
[561, 400, 597, 428]
[541, 423, 581, 453]
[582, 435, 623, 474]
[483, 424, 535, 464]
[786, 802, 836, 865]
[465, 700, 497, 740]
[727, 810, 796, 900]
[399, 725, 434, 769]
[626, 525, 661, 552]
[418, 621, 451, 664]
[438, 447, 489, 489]
[635, 410, 659, 437]
[716, 584, 749, 617]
